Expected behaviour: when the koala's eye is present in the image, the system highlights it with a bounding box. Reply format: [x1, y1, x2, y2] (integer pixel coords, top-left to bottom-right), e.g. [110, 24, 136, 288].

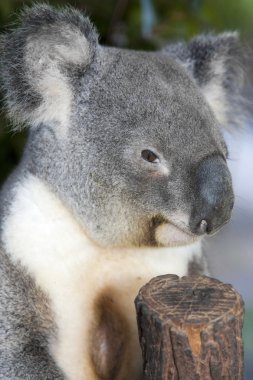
[141, 149, 159, 163]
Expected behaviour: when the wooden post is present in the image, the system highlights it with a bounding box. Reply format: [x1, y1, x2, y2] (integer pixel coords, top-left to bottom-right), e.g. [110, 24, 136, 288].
[135, 275, 244, 380]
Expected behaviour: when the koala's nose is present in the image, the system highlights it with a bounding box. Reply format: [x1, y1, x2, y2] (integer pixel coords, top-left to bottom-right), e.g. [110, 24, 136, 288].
[189, 155, 234, 235]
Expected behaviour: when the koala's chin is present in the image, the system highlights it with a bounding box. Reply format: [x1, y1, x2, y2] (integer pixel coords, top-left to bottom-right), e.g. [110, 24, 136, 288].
[155, 223, 200, 247]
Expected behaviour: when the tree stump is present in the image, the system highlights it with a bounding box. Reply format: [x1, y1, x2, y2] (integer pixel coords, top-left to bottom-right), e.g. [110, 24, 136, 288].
[135, 275, 244, 380]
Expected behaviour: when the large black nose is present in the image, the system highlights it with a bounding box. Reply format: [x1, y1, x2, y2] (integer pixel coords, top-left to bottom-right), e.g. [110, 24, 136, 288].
[190, 155, 234, 235]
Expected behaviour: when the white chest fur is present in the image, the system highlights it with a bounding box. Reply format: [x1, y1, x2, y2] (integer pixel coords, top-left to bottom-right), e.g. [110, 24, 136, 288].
[2, 175, 202, 380]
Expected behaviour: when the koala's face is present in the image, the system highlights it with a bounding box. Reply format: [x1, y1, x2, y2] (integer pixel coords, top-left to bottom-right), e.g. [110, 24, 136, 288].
[67, 49, 233, 247]
[1, 6, 242, 248]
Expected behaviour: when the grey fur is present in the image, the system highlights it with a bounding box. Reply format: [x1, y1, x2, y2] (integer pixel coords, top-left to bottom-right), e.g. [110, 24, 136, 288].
[0, 4, 245, 378]
[187, 254, 209, 276]
[0, 3, 98, 128]
[0, 249, 64, 379]
[162, 32, 245, 129]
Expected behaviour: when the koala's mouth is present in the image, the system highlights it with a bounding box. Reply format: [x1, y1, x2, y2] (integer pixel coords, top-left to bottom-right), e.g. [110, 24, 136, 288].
[152, 216, 199, 247]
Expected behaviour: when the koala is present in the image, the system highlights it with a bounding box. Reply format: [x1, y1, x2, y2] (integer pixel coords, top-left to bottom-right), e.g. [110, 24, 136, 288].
[0, 4, 244, 380]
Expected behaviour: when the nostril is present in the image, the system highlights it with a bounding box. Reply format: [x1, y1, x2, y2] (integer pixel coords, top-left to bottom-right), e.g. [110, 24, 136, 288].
[198, 219, 208, 234]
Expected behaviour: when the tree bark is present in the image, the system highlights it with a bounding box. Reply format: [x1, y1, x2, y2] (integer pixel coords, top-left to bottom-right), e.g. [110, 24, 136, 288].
[135, 275, 244, 380]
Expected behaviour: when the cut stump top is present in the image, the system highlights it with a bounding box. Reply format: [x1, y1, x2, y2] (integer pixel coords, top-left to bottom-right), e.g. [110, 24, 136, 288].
[135, 275, 244, 327]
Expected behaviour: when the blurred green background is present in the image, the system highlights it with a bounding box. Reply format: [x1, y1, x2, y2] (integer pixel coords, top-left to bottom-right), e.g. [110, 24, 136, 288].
[0, 0, 253, 378]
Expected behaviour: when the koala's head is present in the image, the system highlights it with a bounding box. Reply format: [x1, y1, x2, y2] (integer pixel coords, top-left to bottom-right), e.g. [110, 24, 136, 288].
[0, 5, 244, 248]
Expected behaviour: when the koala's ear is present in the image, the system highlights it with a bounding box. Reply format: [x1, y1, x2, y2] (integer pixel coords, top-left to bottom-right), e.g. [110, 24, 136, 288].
[163, 33, 245, 128]
[0, 4, 98, 130]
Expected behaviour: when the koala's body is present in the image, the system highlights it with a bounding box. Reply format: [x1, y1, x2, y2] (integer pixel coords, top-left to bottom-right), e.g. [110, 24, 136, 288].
[0, 4, 244, 380]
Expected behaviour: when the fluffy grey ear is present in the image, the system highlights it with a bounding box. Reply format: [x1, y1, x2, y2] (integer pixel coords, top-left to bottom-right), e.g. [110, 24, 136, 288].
[163, 33, 245, 128]
[0, 4, 98, 130]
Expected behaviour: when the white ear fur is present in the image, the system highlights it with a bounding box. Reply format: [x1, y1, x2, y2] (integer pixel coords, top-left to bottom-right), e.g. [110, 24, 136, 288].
[163, 32, 245, 129]
[193, 32, 245, 129]
[202, 57, 230, 126]
[0, 4, 99, 132]
[24, 26, 92, 131]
